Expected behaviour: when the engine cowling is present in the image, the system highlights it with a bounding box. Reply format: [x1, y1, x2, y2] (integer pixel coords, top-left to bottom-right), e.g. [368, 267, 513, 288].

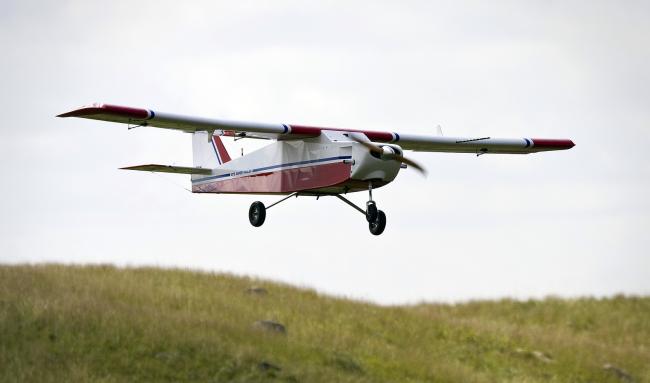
[350, 143, 403, 182]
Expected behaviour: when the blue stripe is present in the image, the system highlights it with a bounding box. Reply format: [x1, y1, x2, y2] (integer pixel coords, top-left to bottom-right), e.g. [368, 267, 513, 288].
[394, 132, 400, 142]
[282, 124, 289, 134]
[192, 155, 352, 184]
[524, 138, 531, 148]
[148, 110, 155, 120]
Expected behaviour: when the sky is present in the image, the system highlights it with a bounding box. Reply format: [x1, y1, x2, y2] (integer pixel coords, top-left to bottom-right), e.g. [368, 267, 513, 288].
[1, 0, 649, 304]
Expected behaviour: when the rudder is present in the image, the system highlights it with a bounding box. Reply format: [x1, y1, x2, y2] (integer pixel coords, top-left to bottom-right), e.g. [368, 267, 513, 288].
[192, 131, 232, 169]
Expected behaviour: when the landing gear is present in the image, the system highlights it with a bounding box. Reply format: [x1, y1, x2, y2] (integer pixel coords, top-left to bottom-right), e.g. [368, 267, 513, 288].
[248, 184, 388, 235]
[249, 201, 266, 227]
[364, 182, 385, 235]
[248, 193, 298, 227]
[365, 181, 378, 222]
[335, 181, 388, 235]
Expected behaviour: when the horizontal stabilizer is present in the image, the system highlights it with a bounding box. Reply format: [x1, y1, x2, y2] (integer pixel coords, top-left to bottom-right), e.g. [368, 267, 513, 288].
[120, 164, 212, 175]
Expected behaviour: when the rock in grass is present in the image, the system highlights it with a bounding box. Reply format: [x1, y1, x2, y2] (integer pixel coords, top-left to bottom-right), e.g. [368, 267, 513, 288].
[258, 361, 281, 372]
[531, 351, 553, 364]
[514, 348, 553, 363]
[246, 286, 268, 295]
[603, 364, 634, 382]
[253, 320, 286, 334]
[329, 353, 363, 373]
[154, 351, 179, 362]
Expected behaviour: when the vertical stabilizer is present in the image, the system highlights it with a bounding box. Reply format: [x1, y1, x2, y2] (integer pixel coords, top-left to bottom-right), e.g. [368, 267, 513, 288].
[192, 131, 232, 169]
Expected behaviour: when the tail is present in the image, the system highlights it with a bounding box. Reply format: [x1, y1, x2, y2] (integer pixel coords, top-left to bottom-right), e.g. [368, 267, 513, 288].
[192, 131, 232, 168]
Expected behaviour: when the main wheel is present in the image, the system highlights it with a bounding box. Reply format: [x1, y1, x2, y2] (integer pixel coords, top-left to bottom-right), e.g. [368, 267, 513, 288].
[249, 201, 266, 227]
[366, 201, 378, 222]
[369, 210, 386, 235]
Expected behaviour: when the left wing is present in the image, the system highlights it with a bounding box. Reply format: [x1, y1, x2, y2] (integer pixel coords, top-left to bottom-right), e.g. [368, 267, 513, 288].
[391, 135, 575, 154]
[59, 103, 574, 154]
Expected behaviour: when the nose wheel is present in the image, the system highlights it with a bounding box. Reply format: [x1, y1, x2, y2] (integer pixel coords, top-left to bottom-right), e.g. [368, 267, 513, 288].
[368, 210, 386, 235]
[335, 181, 387, 235]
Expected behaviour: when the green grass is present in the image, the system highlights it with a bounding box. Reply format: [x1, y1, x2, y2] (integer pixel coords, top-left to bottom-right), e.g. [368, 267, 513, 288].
[1, 264, 648, 382]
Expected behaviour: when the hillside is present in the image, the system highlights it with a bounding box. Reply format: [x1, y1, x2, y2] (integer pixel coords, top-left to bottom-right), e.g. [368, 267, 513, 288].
[0, 265, 648, 382]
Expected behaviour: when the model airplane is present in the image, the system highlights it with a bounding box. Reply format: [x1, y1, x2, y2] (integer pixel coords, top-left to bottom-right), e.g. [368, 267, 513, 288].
[58, 103, 575, 235]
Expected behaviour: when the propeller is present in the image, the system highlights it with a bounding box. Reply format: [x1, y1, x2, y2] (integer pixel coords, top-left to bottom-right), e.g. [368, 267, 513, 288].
[349, 134, 427, 176]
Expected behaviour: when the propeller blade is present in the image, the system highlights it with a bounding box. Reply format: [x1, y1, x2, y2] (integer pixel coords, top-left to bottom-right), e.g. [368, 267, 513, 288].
[395, 155, 427, 176]
[350, 135, 383, 155]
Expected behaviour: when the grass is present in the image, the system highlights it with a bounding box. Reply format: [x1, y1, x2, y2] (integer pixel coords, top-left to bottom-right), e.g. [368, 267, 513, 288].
[0, 264, 648, 382]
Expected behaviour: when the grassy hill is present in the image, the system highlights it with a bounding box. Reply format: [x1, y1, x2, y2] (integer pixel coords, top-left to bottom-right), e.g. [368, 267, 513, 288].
[1, 265, 648, 382]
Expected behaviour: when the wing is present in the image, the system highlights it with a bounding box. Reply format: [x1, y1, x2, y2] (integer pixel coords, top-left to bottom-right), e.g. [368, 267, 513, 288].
[57, 103, 298, 140]
[392, 135, 575, 154]
[58, 103, 574, 153]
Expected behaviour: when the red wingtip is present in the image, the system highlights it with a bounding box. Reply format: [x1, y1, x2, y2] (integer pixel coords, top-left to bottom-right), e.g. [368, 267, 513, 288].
[57, 103, 150, 119]
[532, 138, 575, 150]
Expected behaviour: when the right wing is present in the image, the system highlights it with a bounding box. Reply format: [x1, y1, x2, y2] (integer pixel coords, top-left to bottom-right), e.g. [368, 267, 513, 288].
[57, 103, 394, 141]
[57, 103, 309, 140]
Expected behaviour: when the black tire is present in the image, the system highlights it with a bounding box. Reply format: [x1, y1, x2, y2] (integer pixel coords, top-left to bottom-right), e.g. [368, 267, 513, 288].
[366, 202, 378, 222]
[249, 201, 266, 227]
[369, 210, 386, 235]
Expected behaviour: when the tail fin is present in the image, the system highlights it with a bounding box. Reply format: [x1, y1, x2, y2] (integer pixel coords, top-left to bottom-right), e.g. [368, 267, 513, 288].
[192, 131, 232, 169]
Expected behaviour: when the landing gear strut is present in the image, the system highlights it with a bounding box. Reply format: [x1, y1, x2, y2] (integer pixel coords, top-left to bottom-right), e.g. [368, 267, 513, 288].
[365, 182, 386, 235]
[365, 182, 378, 222]
[248, 193, 298, 227]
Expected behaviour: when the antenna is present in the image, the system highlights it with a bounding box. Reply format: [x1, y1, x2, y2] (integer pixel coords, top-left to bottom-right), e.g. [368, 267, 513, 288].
[436, 125, 444, 136]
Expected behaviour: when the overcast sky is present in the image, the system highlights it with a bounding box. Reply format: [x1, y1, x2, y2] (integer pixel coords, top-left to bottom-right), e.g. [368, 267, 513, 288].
[1, 0, 648, 304]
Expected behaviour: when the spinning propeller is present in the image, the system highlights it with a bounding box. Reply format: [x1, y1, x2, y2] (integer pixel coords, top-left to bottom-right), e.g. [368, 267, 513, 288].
[349, 134, 427, 176]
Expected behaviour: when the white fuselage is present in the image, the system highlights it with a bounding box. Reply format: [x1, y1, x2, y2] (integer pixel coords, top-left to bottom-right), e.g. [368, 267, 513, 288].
[192, 130, 402, 195]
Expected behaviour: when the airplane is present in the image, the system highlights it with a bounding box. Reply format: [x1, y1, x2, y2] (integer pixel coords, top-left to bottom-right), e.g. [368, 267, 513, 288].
[58, 103, 575, 235]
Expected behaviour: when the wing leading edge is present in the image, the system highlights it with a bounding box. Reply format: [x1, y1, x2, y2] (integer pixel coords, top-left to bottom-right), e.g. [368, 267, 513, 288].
[58, 103, 574, 154]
